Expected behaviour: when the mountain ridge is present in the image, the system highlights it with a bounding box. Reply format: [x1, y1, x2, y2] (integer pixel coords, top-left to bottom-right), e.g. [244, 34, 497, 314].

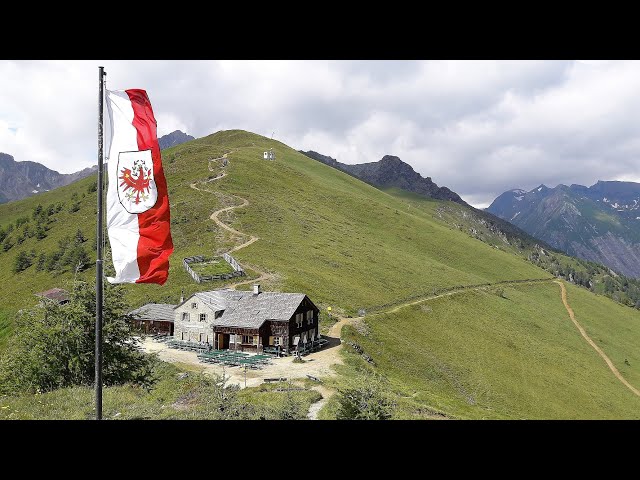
[299, 150, 465, 205]
[158, 130, 195, 150]
[488, 180, 640, 277]
[0, 152, 97, 204]
[0, 130, 195, 204]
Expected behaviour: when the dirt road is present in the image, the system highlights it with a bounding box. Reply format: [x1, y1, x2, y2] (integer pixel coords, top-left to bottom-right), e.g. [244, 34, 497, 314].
[554, 280, 640, 398]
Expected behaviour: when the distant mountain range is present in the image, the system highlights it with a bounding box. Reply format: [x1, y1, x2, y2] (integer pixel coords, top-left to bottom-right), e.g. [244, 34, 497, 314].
[0, 153, 97, 204]
[488, 181, 640, 278]
[158, 130, 194, 150]
[0, 130, 195, 204]
[299, 150, 465, 205]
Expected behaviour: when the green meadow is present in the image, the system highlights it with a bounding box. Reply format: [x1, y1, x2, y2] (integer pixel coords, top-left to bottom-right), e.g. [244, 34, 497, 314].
[336, 281, 640, 419]
[1, 129, 639, 419]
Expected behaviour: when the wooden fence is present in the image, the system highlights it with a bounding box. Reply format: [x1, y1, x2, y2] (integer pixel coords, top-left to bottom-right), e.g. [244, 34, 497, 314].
[183, 253, 245, 284]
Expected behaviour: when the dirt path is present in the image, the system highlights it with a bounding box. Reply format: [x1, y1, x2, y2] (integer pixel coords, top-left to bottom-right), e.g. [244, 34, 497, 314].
[186, 167, 567, 414]
[303, 278, 553, 419]
[189, 151, 267, 290]
[554, 280, 640, 398]
[143, 337, 342, 389]
[208, 197, 259, 253]
[307, 384, 335, 420]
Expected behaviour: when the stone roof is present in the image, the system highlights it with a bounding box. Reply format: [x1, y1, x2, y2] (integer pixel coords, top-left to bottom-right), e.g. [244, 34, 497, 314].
[129, 303, 176, 322]
[214, 292, 307, 328]
[177, 289, 312, 329]
[35, 288, 69, 303]
[194, 290, 239, 311]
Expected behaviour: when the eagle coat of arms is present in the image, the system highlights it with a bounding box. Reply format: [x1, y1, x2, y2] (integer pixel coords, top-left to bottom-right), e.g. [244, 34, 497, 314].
[117, 150, 158, 214]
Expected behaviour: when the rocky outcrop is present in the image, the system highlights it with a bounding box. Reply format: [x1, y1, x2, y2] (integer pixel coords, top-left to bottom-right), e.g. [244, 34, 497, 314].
[300, 150, 466, 205]
[158, 130, 194, 150]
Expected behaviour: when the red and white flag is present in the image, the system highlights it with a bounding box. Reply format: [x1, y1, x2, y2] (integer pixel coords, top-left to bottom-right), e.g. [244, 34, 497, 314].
[105, 89, 174, 285]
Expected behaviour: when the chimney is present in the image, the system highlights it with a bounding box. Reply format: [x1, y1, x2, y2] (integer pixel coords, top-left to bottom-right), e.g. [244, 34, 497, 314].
[180, 290, 185, 303]
[253, 284, 261, 295]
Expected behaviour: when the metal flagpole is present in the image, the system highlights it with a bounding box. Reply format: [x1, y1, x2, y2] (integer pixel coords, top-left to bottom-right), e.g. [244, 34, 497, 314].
[95, 66, 106, 420]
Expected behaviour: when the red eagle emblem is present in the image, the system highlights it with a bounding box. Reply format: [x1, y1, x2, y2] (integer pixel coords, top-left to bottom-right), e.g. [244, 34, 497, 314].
[119, 160, 152, 205]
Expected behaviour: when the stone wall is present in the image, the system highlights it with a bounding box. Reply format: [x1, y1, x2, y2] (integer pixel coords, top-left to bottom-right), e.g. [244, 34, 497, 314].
[173, 299, 216, 343]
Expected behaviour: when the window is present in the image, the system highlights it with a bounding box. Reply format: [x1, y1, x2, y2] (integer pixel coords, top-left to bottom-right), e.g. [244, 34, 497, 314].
[295, 313, 303, 328]
[191, 303, 198, 309]
[199, 313, 206, 322]
[306, 310, 313, 323]
[241, 335, 258, 345]
[274, 336, 282, 346]
[182, 312, 190, 322]
[310, 329, 316, 341]
[230, 334, 236, 344]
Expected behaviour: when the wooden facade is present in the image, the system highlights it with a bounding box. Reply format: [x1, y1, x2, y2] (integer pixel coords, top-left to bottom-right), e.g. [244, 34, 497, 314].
[132, 319, 174, 336]
[212, 296, 319, 354]
[128, 303, 176, 336]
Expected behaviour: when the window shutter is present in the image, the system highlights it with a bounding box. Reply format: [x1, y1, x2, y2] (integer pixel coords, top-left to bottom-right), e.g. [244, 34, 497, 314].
[269, 336, 274, 346]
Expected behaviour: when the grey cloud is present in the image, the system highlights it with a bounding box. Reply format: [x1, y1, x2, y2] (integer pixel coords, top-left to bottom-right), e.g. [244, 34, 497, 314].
[1, 60, 640, 207]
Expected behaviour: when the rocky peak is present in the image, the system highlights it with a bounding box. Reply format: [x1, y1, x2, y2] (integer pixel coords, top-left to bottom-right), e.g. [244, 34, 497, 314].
[158, 130, 195, 150]
[0, 153, 97, 204]
[300, 150, 466, 205]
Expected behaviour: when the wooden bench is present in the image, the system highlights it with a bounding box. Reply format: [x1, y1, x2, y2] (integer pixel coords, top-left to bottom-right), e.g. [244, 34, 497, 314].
[264, 377, 287, 383]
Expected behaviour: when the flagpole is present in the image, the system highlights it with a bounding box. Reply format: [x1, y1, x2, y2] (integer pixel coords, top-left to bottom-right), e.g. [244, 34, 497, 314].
[96, 65, 106, 420]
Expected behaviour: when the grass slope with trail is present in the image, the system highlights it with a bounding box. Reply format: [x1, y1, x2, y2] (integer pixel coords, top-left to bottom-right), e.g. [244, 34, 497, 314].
[1, 129, 639, 419]
[0, 129, 545, 325]
[331, 281, 640, 419]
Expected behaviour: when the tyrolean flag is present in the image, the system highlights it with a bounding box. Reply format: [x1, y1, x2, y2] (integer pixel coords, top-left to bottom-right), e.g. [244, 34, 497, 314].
[104, 89, 174, 285]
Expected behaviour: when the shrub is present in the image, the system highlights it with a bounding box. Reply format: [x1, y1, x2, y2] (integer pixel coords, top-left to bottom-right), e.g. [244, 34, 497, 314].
[74, 229, 87, 245]
[336, 373, 396, 420]
[2, 238, 13, 252]
[0, 281, 157, 395]
[36, 253, 46, 271]
[32, 204, 43, 220]
[13, 251, 33, 273]
[35, 223, 47, 240]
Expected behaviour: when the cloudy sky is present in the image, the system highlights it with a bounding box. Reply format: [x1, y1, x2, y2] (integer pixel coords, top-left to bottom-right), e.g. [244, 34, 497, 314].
[2, 60, 640, 207]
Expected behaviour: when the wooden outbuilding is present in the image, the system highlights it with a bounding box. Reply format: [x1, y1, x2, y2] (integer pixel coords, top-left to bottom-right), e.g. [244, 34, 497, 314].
[129, 303, 175, 335]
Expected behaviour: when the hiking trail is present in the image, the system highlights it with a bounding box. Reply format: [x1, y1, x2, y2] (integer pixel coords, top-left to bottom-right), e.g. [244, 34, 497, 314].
[189, 151, 269, 290]
[554, 280, 640, 398]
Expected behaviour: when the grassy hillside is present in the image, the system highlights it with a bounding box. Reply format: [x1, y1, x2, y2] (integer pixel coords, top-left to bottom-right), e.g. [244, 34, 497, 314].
[386, 188, 640, 311]
[1, 129, 639, 419]
[0, 129, 546, 318]
[334, 281, 640, 419]
[0, 362, 321, 420]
